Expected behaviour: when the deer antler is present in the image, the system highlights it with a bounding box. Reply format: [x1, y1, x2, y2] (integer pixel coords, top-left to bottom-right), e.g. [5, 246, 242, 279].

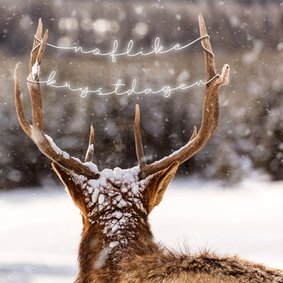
[135, 14, 230, 178]
[14, 19, 99, 179]
[85, 125, 95, 162]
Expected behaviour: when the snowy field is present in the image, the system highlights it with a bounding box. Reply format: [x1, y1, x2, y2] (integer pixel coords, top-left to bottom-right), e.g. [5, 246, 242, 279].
[0, 177, 283, 282]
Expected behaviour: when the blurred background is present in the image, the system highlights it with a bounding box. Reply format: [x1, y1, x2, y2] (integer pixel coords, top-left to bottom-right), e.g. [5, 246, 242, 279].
[0, 1, 283, 282]
[0, 0, 282, 190]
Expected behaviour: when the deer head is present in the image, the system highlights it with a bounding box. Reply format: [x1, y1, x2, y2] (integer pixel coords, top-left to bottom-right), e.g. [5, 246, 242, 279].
[14, 15, 230, 281]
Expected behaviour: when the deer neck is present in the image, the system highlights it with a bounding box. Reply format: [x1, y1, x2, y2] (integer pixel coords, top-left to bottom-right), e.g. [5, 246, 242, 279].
[75, 166, 156, 281]
[77, 209, 155, 282]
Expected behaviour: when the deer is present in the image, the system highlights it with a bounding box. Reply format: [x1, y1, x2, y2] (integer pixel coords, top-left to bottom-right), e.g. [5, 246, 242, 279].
[14, 15, 283, 283]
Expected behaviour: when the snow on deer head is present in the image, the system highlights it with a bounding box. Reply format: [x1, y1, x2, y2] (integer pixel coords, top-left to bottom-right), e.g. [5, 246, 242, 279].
[52, 154, 179, 257]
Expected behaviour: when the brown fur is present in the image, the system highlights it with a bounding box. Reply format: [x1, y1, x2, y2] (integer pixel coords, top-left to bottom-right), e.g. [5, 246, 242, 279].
[119, 247, 283, 283]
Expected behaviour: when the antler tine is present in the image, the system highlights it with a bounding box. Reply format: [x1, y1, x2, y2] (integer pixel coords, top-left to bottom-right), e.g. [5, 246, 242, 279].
[85, 125, 95, 162]
[15, 20, 99, 179]
[134, 104, 146, 172]
[14, 63, 33, 139]
[28, 29, 48, 132]
[14, 20, 45, 140]
[198, 14, 216, 81]
[29, 18, 43, 74]
[139, 15, 230, 178]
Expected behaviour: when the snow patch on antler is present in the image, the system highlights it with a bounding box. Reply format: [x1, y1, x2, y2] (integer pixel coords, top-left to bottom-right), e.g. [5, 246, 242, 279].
[220, 64, 230, 86]
[45, 134, 70, 159]
[31, 61, 40, 80]
[84, 162, 99, 174]
[31, 128, 70, 160]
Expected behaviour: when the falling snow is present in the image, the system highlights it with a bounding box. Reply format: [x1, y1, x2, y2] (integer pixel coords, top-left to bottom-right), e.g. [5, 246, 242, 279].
[1, 0, 283, 280]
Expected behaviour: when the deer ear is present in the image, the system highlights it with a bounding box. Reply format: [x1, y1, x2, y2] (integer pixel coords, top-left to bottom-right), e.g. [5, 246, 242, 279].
[144, 161, 179, 213]
[52, 163, 88, 218]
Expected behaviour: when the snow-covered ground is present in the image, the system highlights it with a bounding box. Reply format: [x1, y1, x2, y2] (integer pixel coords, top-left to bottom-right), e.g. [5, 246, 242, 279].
[0, 178, 283, 282]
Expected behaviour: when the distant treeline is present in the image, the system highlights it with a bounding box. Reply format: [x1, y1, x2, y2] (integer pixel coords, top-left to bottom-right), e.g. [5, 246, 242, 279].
[0, 0, 282, 55]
